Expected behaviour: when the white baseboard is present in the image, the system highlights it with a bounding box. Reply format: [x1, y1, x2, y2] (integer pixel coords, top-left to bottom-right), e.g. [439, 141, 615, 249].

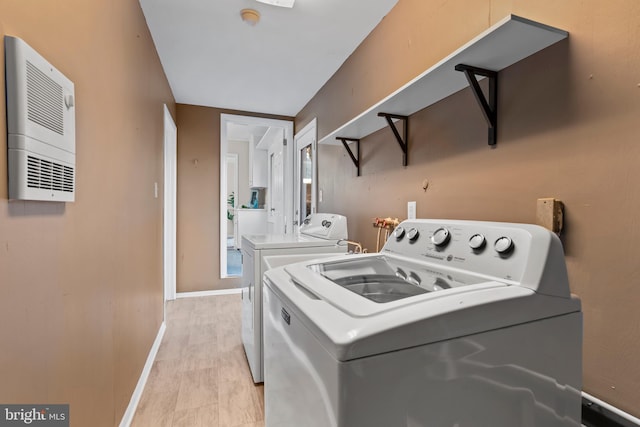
[119, 321, 166, 427]
[583, 391, 640, 425]
[176, 288, 241, 298]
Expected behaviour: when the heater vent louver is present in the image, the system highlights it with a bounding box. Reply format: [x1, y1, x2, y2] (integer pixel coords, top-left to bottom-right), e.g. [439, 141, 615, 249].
[27, 155, 74, 193]
[5, 35, 76, 202]
[26, 60, 64, 135]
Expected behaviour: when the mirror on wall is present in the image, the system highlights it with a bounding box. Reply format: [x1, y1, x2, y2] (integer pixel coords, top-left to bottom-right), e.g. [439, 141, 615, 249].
[220, 114, 294, 279]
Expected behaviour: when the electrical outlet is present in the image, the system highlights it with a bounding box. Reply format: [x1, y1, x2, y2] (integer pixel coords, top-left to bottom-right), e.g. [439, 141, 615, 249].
[408, 201, 416, 220]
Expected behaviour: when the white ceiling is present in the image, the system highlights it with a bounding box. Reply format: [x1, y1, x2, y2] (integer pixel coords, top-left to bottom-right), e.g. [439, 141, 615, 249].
[139, 0, 398, 117]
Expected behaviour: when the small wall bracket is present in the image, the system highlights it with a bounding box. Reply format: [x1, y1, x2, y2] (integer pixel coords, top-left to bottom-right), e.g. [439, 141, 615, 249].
[336, 137, 360, 176]
[377, 113, 409, 166]
[455, 64, 498, 146]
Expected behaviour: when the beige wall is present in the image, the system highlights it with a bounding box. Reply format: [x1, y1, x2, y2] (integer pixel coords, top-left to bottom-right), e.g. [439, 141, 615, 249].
[298, 0, 640, 417]
[176, 105, 291, 292]
[0, 0, 174, 426]
[0, 1, 175, 426]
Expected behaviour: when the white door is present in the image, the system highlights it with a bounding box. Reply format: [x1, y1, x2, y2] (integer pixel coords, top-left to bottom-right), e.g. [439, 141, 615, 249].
[163, 105, 177, 303]
[294, 119, 317, 229]
[267, 129, 285, 234]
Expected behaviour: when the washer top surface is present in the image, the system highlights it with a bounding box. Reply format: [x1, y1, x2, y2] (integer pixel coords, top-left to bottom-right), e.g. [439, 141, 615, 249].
[242, 233, 345, 250]
[242, 213, 348, 250]
[264, 219, 581, 361]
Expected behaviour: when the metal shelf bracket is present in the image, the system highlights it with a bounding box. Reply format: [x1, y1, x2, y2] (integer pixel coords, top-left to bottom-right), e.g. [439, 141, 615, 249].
[336, 137, 360, 176]
[377, 113, 409, 166]
[455, 64, 498, 146]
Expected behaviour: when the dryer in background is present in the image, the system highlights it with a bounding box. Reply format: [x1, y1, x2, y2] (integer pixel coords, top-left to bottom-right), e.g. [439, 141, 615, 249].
[264, 219, 582, 427]
[241, 213, 348, 383]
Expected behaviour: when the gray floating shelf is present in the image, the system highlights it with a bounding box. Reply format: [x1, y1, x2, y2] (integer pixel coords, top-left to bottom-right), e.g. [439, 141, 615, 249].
[320, 15, 568, 147]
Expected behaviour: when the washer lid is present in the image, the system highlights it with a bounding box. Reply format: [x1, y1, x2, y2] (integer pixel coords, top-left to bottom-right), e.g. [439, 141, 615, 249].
[266, 253, 581, 361]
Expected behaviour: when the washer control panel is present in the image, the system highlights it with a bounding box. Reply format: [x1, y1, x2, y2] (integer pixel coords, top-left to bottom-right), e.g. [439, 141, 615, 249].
[299, 213, 348, 239]
[384, 219, 548, 284]
[394, 224, 517, 255]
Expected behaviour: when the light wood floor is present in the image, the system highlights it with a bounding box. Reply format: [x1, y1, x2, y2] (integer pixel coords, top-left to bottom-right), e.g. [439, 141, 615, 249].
[131, 294, 264, 427]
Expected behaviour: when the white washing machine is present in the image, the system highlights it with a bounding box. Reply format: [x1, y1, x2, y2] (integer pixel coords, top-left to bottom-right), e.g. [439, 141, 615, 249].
[241, 213, 348, 383]
[263, 219, 583, 427]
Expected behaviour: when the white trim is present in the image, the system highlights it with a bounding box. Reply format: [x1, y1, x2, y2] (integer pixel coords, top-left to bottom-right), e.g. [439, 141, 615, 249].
[220, 114, 294, 278]
[582, 391, 640, 425]
[293, 118, 317, 228]
[119, 321, 166, 427]
[267, 128, 286, 234]
[226, 153, 239, 247]
[163, 105, 177, 304]
[176, 288, 242, 298]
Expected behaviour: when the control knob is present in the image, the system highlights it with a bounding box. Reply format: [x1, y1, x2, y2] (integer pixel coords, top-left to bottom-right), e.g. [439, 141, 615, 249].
[394, 226, 406, 240]
[469, 233, 486, 250]
[432, 277, 451, 291]
[494, 236, 514, 255]
[407, 228, 420, 241]
[431, 227, 451, 247]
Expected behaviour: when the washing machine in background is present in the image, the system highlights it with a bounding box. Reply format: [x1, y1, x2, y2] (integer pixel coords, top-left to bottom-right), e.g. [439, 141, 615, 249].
[263, 219, 583, 427]
[241, 213, 348, 383]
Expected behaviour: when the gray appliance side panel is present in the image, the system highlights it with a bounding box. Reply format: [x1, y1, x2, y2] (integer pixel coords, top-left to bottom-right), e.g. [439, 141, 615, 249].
[339, 312, 583, 427]
[264, 284, 340, 427]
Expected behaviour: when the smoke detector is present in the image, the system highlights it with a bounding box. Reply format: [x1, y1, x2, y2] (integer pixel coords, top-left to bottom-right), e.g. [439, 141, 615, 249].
[240, 8, 261, 26]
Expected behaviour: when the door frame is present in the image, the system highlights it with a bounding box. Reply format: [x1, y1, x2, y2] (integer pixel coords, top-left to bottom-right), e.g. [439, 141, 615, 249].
[219, 113, 294, 279]
[226, 153, 239, 246]
[163, 105, 177, 305]
[267, 128, 285, 234]
[293, 118, 317, 229]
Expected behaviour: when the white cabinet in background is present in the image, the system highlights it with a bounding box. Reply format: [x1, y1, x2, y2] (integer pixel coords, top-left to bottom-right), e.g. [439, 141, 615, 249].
[234, 208, 267, 249]
[249, 141, 267, 188]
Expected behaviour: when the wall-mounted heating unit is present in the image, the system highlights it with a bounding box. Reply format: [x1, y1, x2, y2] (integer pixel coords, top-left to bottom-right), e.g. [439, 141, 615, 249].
[5, 36, 76, 202]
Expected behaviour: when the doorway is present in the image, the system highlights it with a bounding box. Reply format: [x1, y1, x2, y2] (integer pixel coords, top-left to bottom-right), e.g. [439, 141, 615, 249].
[219, 114, 294, 278]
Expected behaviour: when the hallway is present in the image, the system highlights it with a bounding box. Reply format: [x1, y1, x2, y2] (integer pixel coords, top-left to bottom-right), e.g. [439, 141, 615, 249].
[131, 294, 264, 426]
